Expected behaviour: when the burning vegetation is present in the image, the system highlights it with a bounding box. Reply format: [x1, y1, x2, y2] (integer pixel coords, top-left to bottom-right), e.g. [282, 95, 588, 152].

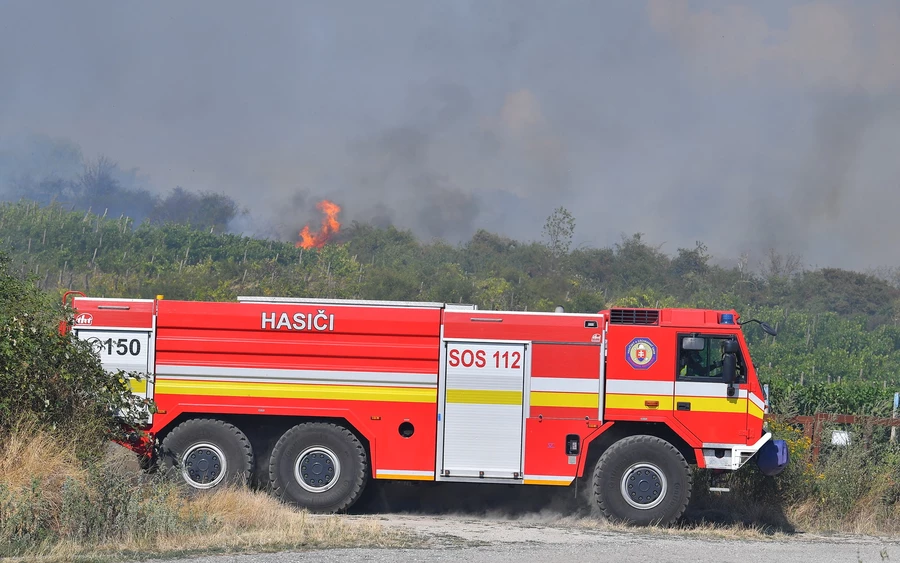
[297, 200, 342, 249]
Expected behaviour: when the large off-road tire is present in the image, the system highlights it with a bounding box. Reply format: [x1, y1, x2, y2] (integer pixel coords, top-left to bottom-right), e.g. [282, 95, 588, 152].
[592, 435, 692, 526]
[269, 422, 368, 513]
[160, 418, 254, 491]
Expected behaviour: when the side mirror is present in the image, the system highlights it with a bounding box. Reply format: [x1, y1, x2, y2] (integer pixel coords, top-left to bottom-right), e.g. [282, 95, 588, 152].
[722, 353, 737, 385]
[723, 339, 740, 354]
[738, 318, 778, 337]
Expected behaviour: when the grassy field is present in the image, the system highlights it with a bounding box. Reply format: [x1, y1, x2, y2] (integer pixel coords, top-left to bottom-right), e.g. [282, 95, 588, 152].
[685, 419, 900, 537]
[5, 417, 900, 561]
[0, 422, 416, 562]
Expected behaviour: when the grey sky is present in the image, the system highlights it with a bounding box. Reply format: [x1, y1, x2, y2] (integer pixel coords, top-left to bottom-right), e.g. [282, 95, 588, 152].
[2, 1, 899, 272]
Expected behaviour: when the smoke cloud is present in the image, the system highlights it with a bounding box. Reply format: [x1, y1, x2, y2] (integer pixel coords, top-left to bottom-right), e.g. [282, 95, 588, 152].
[2, 1, 900, 271]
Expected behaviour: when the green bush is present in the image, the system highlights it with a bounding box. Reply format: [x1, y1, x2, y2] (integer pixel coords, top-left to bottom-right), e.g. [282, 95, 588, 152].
[0, 251, 143, 451]
[689, 419, 900, 532]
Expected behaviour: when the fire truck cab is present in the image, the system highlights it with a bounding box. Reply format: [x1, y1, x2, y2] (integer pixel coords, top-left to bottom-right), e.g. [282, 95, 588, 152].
[68, 293, 788, 526]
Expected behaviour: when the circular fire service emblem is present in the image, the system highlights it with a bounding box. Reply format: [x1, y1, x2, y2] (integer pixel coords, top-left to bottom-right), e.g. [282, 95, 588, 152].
[625, 337, 657, 370]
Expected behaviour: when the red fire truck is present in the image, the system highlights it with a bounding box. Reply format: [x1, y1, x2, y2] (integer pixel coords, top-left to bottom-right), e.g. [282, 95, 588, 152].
[67, 293, 788, 526]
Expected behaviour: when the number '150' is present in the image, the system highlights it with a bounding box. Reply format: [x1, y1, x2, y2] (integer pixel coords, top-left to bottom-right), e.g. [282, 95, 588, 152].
[98, 338, 141, 356]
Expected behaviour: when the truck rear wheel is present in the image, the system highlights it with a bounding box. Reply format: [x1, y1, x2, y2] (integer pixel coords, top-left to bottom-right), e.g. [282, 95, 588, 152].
[160, 418, 254, 491]
[269, 422, 368, 513]
[592, 435, 691, 526]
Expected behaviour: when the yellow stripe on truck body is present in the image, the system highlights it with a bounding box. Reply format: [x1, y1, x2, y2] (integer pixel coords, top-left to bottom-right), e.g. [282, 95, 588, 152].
[156, 379, 436, 403]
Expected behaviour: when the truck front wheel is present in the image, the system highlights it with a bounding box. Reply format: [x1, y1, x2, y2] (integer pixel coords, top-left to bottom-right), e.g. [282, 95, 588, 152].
[268, 422, 368, 513]
[160, 418, 254, 491]
[592, 435, 692, 526]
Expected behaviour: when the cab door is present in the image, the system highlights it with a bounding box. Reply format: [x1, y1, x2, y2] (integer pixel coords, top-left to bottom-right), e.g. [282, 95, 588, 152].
[673, 333, 749, 445]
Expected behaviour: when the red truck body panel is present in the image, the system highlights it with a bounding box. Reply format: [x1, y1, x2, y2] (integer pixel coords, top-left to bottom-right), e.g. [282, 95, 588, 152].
[71, 295, 767, 485]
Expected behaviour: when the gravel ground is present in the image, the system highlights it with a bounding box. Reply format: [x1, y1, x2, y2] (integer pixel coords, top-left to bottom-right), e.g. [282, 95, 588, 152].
[148, 513, 900, 563]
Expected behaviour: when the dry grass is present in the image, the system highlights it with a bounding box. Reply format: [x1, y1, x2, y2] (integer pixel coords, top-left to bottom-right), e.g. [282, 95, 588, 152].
[568, 516, 789, 541]
[0, 424, 418, 562]
[0, 418, 88, 501]
[8, 416, 900, 561]
[501, 496, 886, 542]
[17, 493, 414, 563]
[784, 498, 900, 537]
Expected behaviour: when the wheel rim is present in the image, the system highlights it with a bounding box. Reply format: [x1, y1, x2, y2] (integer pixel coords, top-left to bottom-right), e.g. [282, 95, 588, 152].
[620, 462, 668, 510]
[181, 442, 227, 489]
[294, 446, 341, 493]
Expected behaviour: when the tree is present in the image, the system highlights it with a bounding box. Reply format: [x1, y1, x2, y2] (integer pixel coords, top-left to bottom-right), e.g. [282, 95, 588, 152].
[671, 241, 710, 278]
[77, 156, 157, 221]
[475, 277, 513, 310]
[150, 187, 240, 233]
[542, 206, 575, 258]
[610, 233, 670, 291]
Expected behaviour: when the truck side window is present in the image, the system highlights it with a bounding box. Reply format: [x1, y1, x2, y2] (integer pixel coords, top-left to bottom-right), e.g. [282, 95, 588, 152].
[677, 335, 745, 383]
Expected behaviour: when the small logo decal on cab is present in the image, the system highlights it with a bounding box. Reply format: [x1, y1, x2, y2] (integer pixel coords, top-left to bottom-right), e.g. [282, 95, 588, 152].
[74, 313, 93, 326]
[625, 337, 657, 369]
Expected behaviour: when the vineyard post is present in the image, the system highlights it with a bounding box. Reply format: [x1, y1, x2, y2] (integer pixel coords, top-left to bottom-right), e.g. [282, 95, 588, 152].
[812, 412, 827, 464]
[892, 392, 899, 443]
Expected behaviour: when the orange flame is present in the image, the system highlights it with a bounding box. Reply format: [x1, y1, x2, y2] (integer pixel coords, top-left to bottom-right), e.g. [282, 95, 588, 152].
[297, 200, 342, 249]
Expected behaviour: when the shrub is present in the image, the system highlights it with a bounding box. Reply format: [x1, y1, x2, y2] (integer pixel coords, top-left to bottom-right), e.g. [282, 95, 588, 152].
[0, 421, 210, 558]
[0, 251, 144, 453]
[765, 376, 896, 417]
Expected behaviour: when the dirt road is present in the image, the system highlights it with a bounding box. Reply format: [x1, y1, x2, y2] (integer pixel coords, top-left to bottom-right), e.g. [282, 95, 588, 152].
[152, 512, 900, 563]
